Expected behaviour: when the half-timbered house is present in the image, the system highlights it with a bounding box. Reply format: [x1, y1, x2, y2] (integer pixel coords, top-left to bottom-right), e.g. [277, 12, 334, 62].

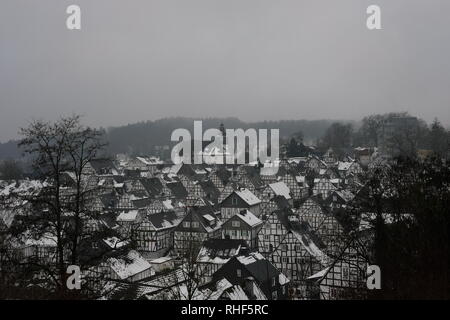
[257, 208, 330, 299]
[196, 238, 248, 285]
[133, 210, 183, 259]
[220, 188, 262, 220]
[222, 210, 263, 249]
[173, 206, 222, 257]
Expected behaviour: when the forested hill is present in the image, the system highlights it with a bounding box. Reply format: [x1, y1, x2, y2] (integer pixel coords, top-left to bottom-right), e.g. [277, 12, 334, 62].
[0, 117, 344, 159]
[0, 140, 21, 160]
[104, 117, 340, 155]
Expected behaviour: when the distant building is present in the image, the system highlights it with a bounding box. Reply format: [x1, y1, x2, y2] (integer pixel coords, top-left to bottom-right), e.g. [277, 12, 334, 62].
[378, 116, 419, 157]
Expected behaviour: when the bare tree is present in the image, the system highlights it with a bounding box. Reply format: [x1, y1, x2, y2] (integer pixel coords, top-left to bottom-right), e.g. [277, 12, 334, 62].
[0, 115, 120, 298]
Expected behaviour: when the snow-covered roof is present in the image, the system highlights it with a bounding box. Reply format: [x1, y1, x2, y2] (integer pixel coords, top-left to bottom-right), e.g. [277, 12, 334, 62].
[207, 278, 250, 300]
[107, 250, 153, 280]
[24, 234, 57, 247]
[162, 199, 174, 210]
[291, 230, 330, 266]
[235, 210, 263, 228]
[0, 180, 46, 197]
[269, 182, 291, 200]
[149, 256, 173, 264]
[235, 189, 261, 206]
[103, 237, 129, 249]
[260, 166, 279, 176]
[147, 210, 182, 230]
[338, 161, 353, 171]
[208, 278, 234, 300]
[237, 252, 265, 265]
[279, 273, 290, 285]
[224, 284, 249, 300]
[116, 210, 139, 222]
[295, 175, 306, 184]
[197, 239, 246, 264]
[307, 267, 330, 280]
[288, 157, 308, 164]
[0, 208, 17, 228]
[334, 190, 355, 202]
[203, 214, 215, 222]
[250, 281, 267, 300]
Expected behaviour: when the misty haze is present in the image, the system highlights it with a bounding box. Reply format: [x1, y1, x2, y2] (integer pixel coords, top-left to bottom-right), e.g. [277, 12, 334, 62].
[0, 0, 448, 303]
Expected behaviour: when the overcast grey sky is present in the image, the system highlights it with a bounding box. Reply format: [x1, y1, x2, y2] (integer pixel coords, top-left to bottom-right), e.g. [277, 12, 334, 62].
[1, 0, 449, 141]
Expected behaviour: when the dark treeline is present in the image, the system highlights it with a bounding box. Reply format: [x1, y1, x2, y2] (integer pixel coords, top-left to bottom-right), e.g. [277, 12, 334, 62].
[104, 117, 340, 156]
[287, 112, 450, 159]
[0, 118, 338, 160]
[1, 114, 449, 163]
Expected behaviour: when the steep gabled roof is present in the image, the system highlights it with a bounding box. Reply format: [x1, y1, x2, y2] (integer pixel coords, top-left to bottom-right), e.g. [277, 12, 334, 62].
[165, 181, 188, 199]
[197, 239, 248, 263]
[234, 189, 261, 206]
[268, 181, 291, 200]
[107, 250, 153, 280]
[235, 252, 285, 284]
[140, 177, 164, 197]
[146, 210, 182, 230]
[273, 208, 329, 265]
[233, 210, 263, 228]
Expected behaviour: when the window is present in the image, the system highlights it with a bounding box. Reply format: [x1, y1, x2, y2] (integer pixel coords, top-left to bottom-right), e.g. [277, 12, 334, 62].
[232, 221, 240, 228]
[183, 221, 191, 228]
[237, 269, 241, 277]
[192, 222, 200, 228]
[281, 244, 288, 252]
[232, 197, 238, 205]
